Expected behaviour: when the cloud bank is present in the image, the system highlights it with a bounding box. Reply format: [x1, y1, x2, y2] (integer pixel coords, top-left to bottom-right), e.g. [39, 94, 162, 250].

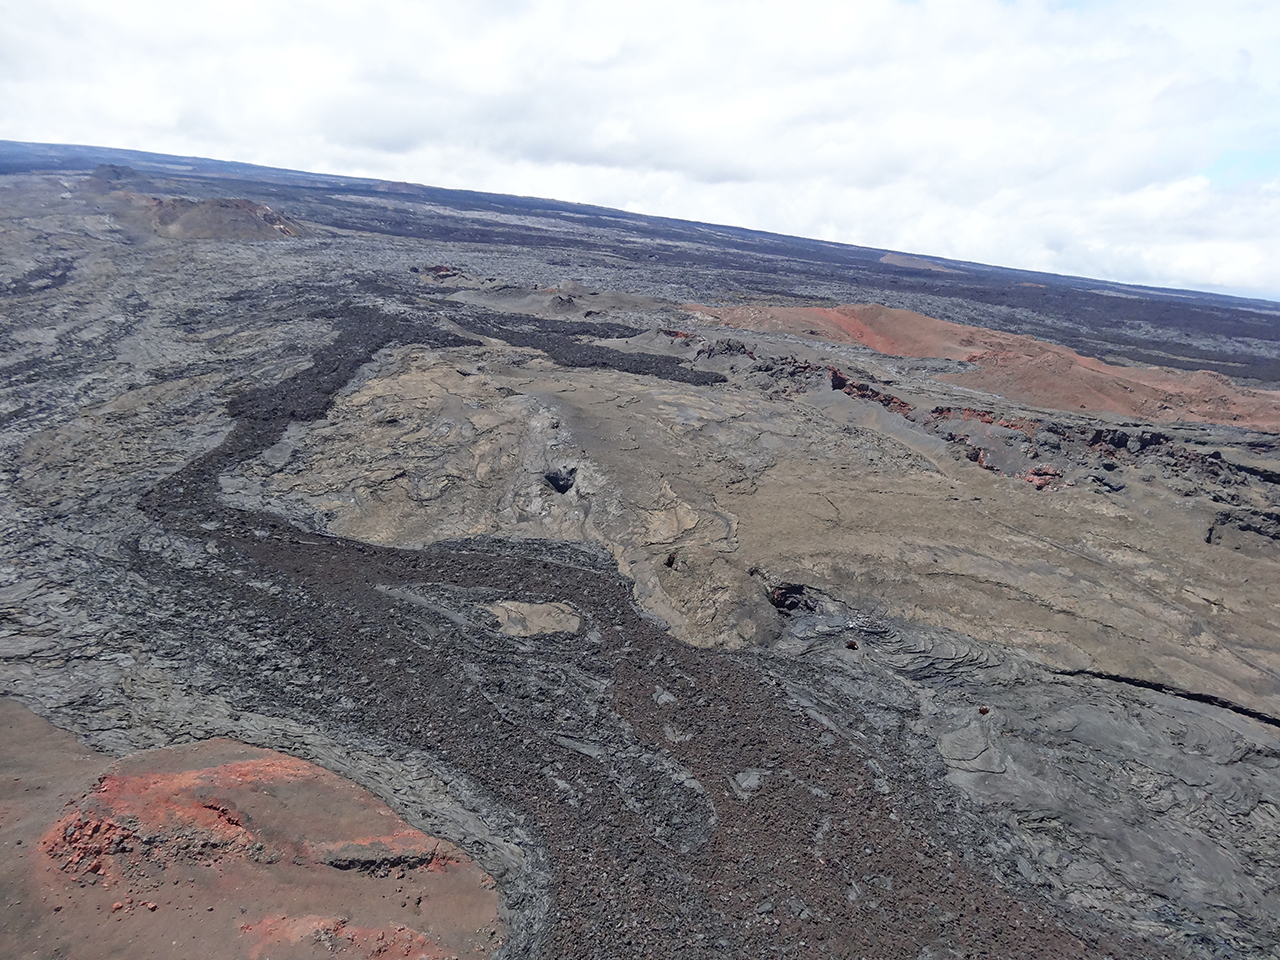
[2, 0, 1278, 298]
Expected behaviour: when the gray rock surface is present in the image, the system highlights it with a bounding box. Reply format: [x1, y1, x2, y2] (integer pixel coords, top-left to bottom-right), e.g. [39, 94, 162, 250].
[2, 152, 1279, 958]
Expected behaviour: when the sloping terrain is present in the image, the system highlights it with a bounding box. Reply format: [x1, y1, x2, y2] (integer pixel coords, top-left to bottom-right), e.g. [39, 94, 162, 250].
[145, 196, 304, 240]
[0, 701, 501, 959]
[686, 302, 1280, 429]
[2, 141, 1279, 959]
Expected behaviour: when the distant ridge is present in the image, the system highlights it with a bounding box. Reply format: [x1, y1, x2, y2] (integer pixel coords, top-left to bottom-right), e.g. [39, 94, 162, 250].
[4, 138, 1279, 386]
[4, 137, 1275, 312]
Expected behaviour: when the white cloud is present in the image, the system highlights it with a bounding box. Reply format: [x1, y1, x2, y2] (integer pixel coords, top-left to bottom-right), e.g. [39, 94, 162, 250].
[1, 0, 1277, 297]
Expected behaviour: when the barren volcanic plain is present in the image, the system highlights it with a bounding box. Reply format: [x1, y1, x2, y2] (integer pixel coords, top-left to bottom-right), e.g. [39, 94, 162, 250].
[2, 140, 1279, 959]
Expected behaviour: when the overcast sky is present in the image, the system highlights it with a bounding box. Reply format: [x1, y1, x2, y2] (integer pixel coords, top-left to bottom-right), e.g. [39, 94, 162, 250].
[3, 0, 1278, 299]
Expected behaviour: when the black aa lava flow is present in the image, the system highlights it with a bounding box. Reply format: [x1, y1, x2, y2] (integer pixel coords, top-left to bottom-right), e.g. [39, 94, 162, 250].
[133, 302, 1161, 960]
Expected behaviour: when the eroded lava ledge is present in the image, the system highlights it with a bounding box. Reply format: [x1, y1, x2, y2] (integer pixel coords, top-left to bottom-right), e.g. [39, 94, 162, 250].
[2, 141, 1280, 959]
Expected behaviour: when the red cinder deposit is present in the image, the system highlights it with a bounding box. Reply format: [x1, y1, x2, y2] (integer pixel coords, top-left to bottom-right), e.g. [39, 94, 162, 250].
[2, 701, 501, 960]
[686, 302, 1280, 430]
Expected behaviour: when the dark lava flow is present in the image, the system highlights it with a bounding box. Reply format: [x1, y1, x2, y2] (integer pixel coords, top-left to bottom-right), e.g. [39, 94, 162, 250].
[133, 304, 1168, 959]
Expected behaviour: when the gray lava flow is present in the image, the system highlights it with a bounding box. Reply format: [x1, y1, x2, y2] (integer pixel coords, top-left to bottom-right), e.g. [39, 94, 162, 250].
[3, 143, 1280, 960]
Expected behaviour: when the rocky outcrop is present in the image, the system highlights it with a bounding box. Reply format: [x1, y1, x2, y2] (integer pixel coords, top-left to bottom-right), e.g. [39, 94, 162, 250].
[828, 366, 915, 415]
[2, 704, 502, 960]
[147, 197, 305, 239]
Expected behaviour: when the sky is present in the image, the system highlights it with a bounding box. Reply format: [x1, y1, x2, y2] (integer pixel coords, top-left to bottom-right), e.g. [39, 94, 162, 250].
[2, 0, 1279, 300]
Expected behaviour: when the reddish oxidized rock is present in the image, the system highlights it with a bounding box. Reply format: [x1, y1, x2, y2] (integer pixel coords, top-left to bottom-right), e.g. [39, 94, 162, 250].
[1018, 464, 1062, 490]
[829, 367, 915, 417]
